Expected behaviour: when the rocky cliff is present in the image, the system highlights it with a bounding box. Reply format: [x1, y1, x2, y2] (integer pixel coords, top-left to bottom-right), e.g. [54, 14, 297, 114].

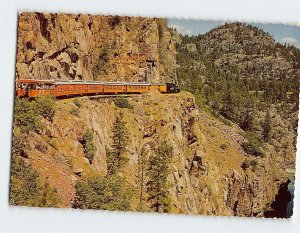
[18, 92, 287, 216]
[16, 13, 176, 83]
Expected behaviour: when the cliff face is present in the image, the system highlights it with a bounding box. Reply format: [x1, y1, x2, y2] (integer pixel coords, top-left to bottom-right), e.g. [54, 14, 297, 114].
[16, 13, 176, 83]
[20, 93, 287, 216]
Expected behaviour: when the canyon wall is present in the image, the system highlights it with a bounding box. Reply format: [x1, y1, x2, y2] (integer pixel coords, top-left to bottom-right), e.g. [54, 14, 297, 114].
[19, 93, 287, 216]
[16, 13, 176, 83]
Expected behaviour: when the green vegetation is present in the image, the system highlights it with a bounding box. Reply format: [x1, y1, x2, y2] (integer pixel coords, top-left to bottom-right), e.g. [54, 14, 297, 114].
[73, 175, 134, 210]
[114, 97, 133, 109]
[14, 96, 56, 133]
[241, 158, 258, 172]
[262, 108, 272, 142]
[14, 98, 42, 133]
[73, 98, 81, 108]
[69, 107, 79, 117]
[250, 159, 258, 171]
[174, 22, 299, 158]
[11, 96, 59, 207]
[241, 159, 251, 170]
[10, 137, 60, 207]
[241, 132, 265, 157]
[73, 113, 133, 211]
[107, 112, 129, 175]
[220, 144, 228, 150]
[146, 141, 173, 213]
[92, 46, 110, 79]
[137, 146, 148, 211]
[35, 96, 56, 121]
[82, 129, 96, 164]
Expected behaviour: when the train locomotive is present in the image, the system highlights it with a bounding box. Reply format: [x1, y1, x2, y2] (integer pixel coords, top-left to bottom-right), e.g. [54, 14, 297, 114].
[16, 79, 180, 98]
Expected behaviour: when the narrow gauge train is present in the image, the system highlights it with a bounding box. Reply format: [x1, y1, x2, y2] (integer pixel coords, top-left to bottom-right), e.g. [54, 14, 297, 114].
[16, 79, 180, 98]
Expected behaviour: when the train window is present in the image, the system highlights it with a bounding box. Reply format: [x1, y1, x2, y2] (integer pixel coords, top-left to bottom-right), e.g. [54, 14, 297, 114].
[45, 84, 55, 90]
[35, 84, 44, 90]
[29, 84, 36, 89]
[17, 83, 28, 89]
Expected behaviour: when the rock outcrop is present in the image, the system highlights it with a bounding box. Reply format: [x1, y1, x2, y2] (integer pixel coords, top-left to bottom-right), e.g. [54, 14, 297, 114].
[17, 13, 176, 83]
[21, 92, 287, 216]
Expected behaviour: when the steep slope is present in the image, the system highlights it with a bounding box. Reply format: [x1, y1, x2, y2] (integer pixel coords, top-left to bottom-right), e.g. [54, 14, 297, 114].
[13, 93, 287, 216]
[175, 22, 299, 168]
[196, 22, 299, 83]
[16, 13, 176, 83]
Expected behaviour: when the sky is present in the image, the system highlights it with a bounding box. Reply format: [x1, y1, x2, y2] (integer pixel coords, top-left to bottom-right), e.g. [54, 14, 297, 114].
[168, 19, 300, 48]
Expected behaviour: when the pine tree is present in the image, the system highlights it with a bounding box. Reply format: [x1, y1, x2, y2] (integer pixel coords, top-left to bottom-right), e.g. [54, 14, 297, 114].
[10, 155, 60, 207]
[137, 146, 148, 211]
[73, 175, 134, 211]
[146, 142, 173, 213]
[262, 108, 272, 142]
[107, 112, 129, 175]
[241, 108, 255, 131]
[83, 129, 96, 164]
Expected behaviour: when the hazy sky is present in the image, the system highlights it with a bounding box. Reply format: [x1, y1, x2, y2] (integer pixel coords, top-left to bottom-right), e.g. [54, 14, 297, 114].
[168, 19, 300, 48]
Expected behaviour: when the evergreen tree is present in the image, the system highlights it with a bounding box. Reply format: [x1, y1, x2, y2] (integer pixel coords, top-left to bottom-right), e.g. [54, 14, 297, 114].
[82, 129, 96, 164]
[107, 112, 129, 175]
[146, 142, 173, 213]
[262, 108, 272, 142]
[73, 113, 133, 212]
[10, 155, 60, 207]
[73, 175, 134, 211]
[241, 108, 255, 131]
[137, 146, 148, 211]
[221, 86, 235, 120]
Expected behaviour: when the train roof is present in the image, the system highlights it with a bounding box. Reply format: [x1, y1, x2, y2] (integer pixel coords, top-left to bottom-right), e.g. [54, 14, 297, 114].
[16, 79, 55, 84]
[17, 79, 166, 86]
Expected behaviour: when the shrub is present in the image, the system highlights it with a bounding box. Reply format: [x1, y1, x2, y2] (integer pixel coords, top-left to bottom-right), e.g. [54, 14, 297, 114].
[73, 98, 81, 108]
[12, 134, 27, 157]
[250, 159, 258, 171]
[241, 159, 258, 171]
[114, 97, 133, 109]
[241, 131, 265, 157]
[92, 47, 110, 79]
[220, 144, 228, 150]
[14, 97, 56, 133]
[72, 175, 134, 211]
[241, 159, 251, 170]
[69, 107, 79, 117]
[14, 98, 43, 133]
[35, 96, 56, 121]
[10, 155, 60, 207]
[82, 129, 96, 164]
